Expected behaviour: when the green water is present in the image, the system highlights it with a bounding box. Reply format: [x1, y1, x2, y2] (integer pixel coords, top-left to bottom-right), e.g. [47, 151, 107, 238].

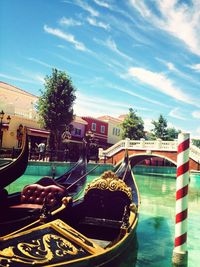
[6, 170, 200, 267]
[118, 172, 200, 267]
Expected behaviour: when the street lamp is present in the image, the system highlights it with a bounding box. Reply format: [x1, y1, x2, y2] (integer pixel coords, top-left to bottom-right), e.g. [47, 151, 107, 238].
[0, 110, 11, 148]
[85, 130, 94, 142]
[62, 126, 72, 162]
[85, 130, 97, 162]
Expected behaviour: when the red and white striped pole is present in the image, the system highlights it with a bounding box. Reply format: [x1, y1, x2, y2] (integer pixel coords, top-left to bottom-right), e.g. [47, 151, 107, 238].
[172, 133, 190, 266]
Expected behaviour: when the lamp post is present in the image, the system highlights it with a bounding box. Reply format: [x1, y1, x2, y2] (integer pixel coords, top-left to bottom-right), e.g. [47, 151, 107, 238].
[85, 130, 94, 142]
[85, 130, 98, 162]
[0, 110, 11, 148]
[85, 130, 94, 162]
[62, 126, 72, 162]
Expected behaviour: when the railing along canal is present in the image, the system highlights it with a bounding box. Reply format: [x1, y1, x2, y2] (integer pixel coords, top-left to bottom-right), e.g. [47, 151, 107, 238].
[99, 138, 200, 163]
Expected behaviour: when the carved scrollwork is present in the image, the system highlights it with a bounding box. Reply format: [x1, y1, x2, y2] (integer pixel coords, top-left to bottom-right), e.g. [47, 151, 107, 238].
[85, 170, 132, 201]
[0, 234, 82, 265]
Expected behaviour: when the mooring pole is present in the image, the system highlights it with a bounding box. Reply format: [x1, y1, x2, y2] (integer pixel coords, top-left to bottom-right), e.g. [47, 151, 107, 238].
[172, 133, 190, 266]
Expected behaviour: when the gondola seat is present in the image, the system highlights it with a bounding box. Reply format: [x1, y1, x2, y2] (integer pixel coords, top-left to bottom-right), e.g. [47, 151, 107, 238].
[81, 170, 132, 229]
[9, 182, 67, 211]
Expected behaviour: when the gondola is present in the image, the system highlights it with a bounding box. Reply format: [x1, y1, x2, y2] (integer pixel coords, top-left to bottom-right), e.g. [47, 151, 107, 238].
[0, 130, 94, 236]
[54, 140, 88, 196]
[0, 128, 29, 190]
[0, 149, 140, 266]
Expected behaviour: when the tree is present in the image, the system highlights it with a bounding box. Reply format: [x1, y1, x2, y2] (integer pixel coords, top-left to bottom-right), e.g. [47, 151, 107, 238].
[167, 127, 181, 141]
[121, 108, 145, 139]
[192, 139, 200, 148]
[151, 114, 168, 140]
[37, 68, 76, 150]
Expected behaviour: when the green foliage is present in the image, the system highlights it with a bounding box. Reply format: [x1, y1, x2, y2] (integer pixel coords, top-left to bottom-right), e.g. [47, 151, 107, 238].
[121, 108, 145, 140]
[151, 115, 181, 141]
[167, 127, 181, 141]
[192, 139, 200, 148]
[37, 69, 76, 149]
[151, 114, 168, 140]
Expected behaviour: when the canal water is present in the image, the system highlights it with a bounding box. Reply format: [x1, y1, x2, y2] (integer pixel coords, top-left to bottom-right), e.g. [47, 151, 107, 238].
[6, 167, 200, 267]
[112, 170, 200, 267]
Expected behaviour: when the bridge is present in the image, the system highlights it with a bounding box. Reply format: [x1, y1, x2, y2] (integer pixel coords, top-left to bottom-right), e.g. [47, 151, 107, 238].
[99, 138, 200, 172]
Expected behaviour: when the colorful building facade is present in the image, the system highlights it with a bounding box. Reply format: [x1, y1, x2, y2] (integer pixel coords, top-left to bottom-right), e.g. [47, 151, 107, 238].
[0, 81, 49, 149]
[82, 116, 108, 148]
[98, 115, 122, 145]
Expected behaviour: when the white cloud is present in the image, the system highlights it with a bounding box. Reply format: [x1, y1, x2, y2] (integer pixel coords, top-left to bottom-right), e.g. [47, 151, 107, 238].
[74, 92, 134, 117]
[0, 73, 42, 85]
[107, 83, 170, 108]
[129, 0, 151, 17]
[143, 118, 153, 132]
[156, 58, 179, 72]
[129, 0, 200, 56]
[44, 25, 87, 51]
[196, 127, 200, 135]
[128, 67, 200, 107]
[93, 0, 111, 9]
[187, 63, 200, 72]
[34, 74, 45, 84]
[105, 37, 132, 61]
[76, 0, 99, 17]
[59, 17, 82, 27]
[169, 107, 186, 120]
[166, 62, 176, 71]
[87, 17, 110, 30]
[192, 110, 200, 119]
[28, 58, 53, 68]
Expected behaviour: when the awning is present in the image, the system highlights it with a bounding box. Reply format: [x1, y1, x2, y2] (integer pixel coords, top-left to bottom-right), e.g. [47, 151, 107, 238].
[1, 123, 9, 129]
[27, 127, 50, 138]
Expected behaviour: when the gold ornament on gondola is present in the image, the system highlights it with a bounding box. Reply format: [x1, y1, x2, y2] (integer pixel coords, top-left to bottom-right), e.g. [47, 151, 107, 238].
[85, 171, 132, 201]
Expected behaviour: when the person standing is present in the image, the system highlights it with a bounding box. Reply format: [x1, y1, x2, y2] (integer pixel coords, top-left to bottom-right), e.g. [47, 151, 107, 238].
[36, 141, 46, 161]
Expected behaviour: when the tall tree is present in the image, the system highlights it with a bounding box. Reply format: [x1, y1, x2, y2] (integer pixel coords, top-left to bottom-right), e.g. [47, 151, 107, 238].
[192, 139, 200, 148]
[167, 127, 181, 140]
[37, 68, 76, 150]
[121, 108, 145, 139]
[151, 114, 168, 140]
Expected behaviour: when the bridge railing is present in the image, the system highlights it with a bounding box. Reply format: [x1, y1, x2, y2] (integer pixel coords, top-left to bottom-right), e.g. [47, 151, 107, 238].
[190, 145, 200, 163]
[99, 138, 200, 163]
[99, 138, 178, 159]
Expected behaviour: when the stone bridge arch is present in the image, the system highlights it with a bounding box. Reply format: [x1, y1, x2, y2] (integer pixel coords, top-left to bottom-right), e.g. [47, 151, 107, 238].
[128, 153, 177, 168]
[99, 138, 200, 171]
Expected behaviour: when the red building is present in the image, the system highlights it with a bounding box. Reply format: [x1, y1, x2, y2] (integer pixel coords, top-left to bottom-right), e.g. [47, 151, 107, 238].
[82, 116, 108, 148]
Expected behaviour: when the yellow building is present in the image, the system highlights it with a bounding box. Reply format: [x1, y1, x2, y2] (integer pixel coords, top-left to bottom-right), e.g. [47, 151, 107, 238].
[0, 81, 49, 148]
[98, 115, 123, 145]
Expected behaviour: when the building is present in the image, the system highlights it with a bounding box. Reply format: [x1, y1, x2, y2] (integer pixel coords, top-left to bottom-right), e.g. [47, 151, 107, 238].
[81, 116, 108, 148]
[0, 81, 49, 149]
[70, 116, 88, 142]
[98, 115, 122, 145]
[61, 116, 88, 146]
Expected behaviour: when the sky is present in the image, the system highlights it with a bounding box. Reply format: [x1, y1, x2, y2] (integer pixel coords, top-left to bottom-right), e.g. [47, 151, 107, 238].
[0, 0, 200, 138]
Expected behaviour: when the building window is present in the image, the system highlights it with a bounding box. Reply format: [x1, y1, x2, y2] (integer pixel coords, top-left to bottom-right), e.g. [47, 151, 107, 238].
[75, 128, 81, 136]
[112, 127, 120, 136]
[91, 123, 96, 131]
[100, 125, 105, 133]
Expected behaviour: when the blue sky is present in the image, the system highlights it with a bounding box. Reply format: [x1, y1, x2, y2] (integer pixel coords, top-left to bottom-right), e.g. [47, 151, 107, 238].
[1, 0, 200, 138]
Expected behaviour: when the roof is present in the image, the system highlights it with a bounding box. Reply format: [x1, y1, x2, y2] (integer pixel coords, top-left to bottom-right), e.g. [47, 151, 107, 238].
[98, 115, 122, 123]
[118, 114, 128, 121]
[0, 81, 38, 98]
[73, 116, 88, 125]
[82, 116, 108, 123]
